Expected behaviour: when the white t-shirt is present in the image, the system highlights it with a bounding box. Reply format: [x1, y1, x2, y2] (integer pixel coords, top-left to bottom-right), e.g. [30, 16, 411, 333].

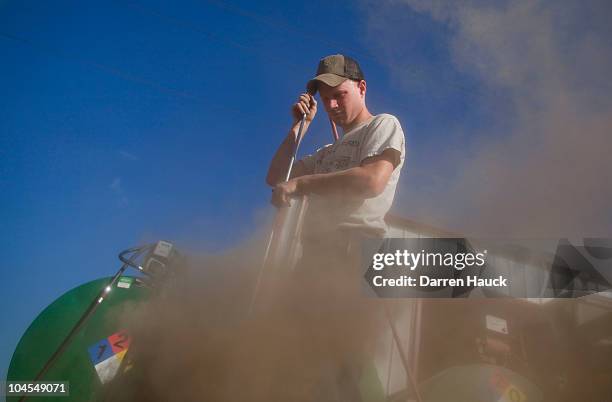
[299, 113, 405, 239]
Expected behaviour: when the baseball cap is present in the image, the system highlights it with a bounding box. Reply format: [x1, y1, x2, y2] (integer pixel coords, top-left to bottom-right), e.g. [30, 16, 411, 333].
[306, 54, 365, 94]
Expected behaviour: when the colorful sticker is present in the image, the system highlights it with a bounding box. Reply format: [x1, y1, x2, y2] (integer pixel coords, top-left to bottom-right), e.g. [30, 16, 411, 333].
[108, 331, 131, 354]
[489, 369, 527, 402]
[500, 385, 527, 402]
[88, 330, 131, 384]
[117, 277, 134, 289]
[486, 314, 509, 334]
[88, 339, 113, 365]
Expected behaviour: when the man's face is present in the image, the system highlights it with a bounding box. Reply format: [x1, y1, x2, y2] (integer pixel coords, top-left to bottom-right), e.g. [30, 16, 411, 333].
[318, 79, 366, 127]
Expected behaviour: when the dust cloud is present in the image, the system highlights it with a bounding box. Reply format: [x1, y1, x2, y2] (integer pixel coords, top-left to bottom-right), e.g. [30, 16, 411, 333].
[103, 228, 386, 402]
[365, 0, 612, 237]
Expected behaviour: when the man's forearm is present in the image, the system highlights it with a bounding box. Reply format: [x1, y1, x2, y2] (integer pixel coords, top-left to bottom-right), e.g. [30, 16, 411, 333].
[295, 167, 380, 199]
[266, 123, 309, 186]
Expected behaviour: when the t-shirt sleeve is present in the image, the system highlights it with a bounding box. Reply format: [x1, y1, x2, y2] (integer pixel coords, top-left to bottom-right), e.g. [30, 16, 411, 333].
[358, 115, 405, 167]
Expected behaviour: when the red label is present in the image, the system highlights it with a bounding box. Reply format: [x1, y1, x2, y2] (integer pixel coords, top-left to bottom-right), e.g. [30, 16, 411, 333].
[108, 330, 131, 354]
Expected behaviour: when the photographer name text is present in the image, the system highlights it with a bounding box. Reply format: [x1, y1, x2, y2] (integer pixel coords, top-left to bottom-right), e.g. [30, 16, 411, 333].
[370, 249, 509, 288]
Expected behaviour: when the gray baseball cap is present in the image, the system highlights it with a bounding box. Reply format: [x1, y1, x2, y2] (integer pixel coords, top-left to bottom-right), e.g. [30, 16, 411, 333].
[307, 54, 365, 94]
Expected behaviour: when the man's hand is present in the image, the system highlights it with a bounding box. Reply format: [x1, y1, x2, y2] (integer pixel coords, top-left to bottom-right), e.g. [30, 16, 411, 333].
[291, 93, 317, 125]
[271, 179, 300, 208]
[265, 94, 316, 187]
[276, 150, 398, 200]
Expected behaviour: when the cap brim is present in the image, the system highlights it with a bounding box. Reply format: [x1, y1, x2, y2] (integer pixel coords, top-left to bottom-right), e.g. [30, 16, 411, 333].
[306, 73, 348, 94]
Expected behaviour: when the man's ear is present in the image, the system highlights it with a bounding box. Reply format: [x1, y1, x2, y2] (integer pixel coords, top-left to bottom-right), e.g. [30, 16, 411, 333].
[358, 80, 367, 97]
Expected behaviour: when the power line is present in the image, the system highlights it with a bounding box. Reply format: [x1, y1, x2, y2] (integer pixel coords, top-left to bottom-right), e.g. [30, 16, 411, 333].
[119, 0, 495, 114]
[200, 0, 486, 98]
[122, 1, 307, 72]
[0, 30, 197, 100]
[121, 0, 482, 100]
[122, 1, 497, 105]
[208, 0, 515, 117]
[0, 29, 249, 116]
[202, 0, 373, 61]
[1, 2, 505, 120]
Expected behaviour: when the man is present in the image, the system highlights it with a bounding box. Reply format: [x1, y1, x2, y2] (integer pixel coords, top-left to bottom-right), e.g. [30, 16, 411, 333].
[265, 54, 406, 401]
[267, 54, 405, 251]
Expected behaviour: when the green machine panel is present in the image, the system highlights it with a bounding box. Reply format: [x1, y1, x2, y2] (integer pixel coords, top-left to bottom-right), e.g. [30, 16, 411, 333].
[7, 276, 149, 401]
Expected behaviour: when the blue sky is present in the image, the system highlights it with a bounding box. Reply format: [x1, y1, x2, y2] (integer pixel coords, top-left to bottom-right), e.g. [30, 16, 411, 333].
[2, 0, 611, 382]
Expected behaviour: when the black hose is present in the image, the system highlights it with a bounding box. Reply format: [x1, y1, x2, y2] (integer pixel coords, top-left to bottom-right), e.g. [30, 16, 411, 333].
[19, 244, 155, 402]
